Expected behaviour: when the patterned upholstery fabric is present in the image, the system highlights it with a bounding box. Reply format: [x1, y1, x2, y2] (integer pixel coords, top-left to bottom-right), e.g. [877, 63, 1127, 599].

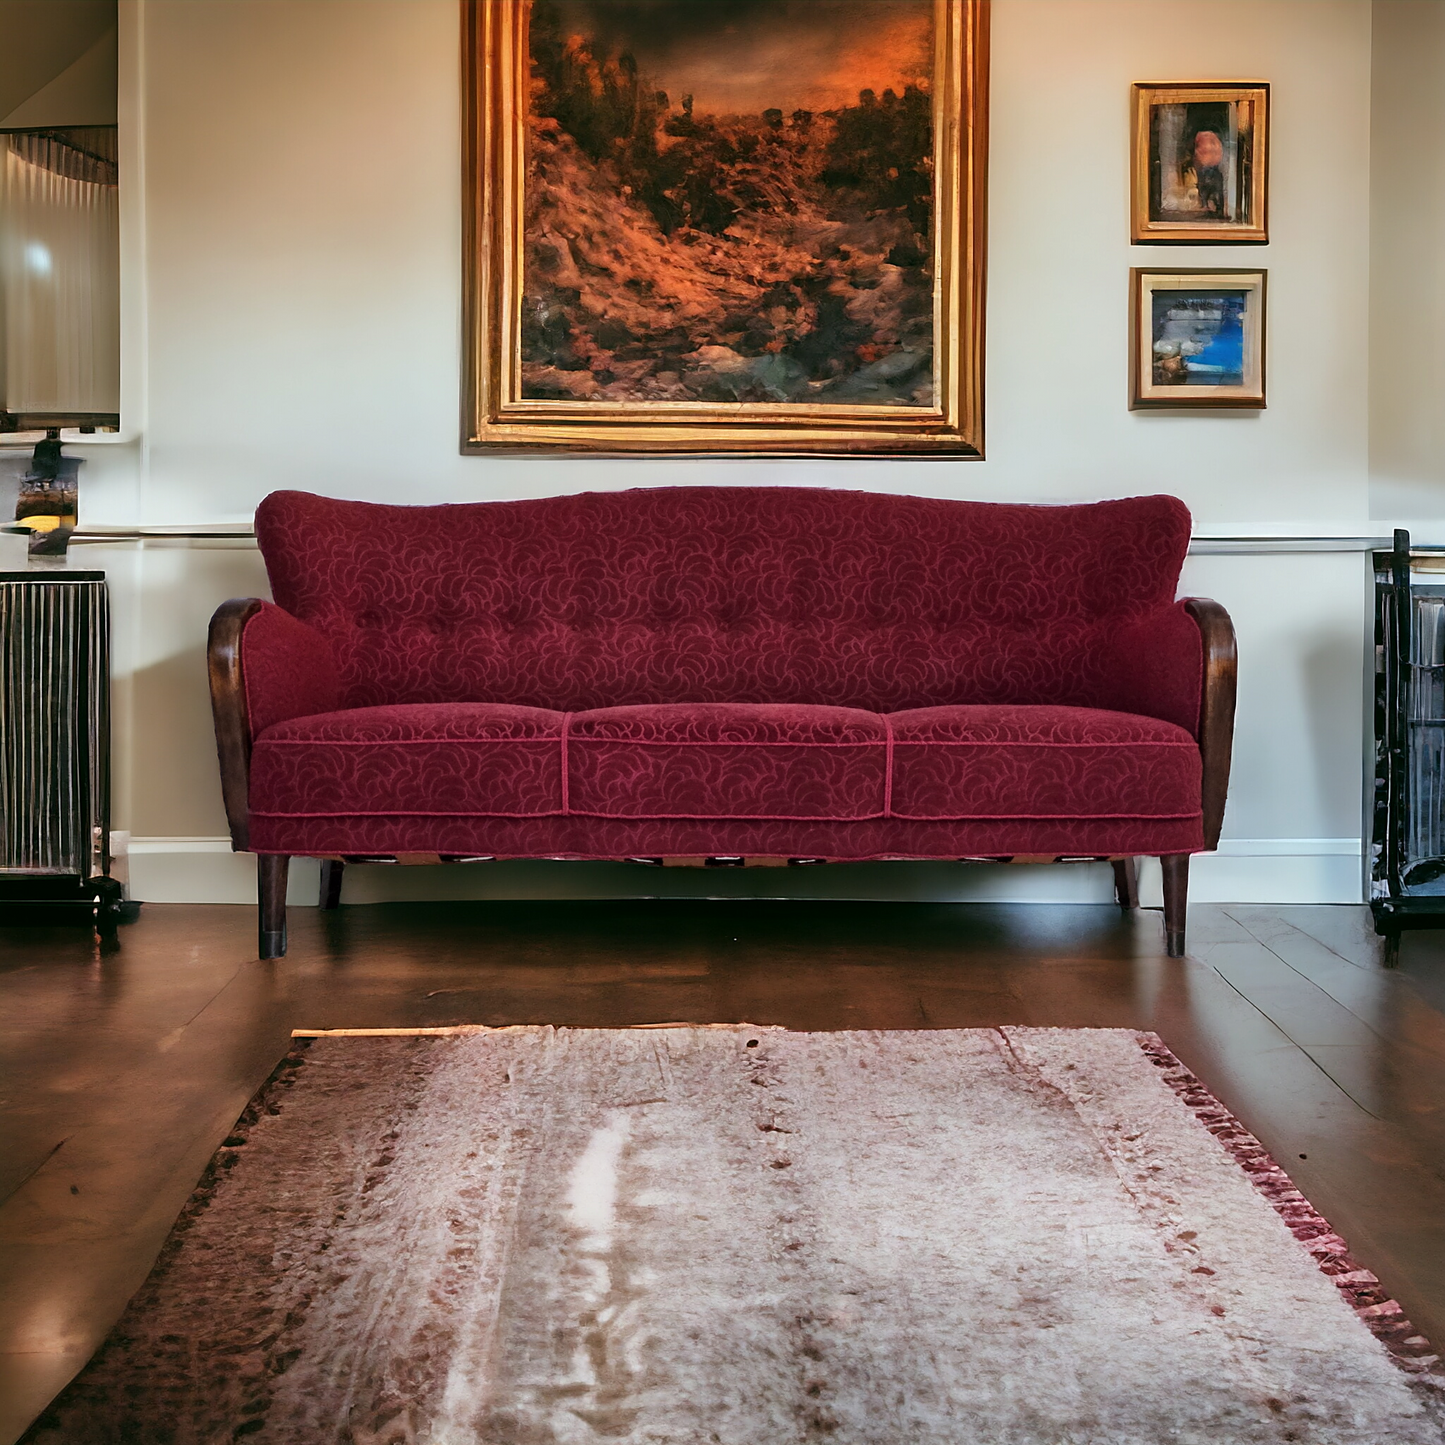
[244, 487, 1205, 860]
[250, 703, 566, 821]
[248, 700, 1201, 856]
[887, 706, 1199, 822]
[568, 703, 887, 820]
[240, 603, 341, 739]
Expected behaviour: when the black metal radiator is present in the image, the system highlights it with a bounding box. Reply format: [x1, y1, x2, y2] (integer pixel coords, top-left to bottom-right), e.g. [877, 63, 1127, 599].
[0, 569, 114, 916]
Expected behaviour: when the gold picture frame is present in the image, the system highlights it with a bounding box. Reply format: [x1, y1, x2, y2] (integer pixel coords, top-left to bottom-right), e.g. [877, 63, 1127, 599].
[1131, 82, 1268, 245]
[462, 0, 989, 456]
[1130, 269, 1266, 409]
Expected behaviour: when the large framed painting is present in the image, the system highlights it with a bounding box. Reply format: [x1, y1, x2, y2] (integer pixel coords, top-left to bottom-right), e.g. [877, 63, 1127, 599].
[463, 0, 989, 455]
[1130, 269, 1266, 409]
[1131, 82, 1269, 244]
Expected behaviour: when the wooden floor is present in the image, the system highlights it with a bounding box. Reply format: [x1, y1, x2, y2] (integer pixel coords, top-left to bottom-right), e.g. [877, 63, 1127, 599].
[2, 897, 1445, 1442]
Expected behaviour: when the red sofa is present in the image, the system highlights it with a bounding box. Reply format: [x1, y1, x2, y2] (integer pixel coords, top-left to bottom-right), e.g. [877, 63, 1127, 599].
[208, 488, 1235, 959]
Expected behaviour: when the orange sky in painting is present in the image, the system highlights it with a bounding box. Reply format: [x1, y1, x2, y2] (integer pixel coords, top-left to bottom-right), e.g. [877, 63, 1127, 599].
[549, 1, 933, 115]
[688, 6, 932, 113]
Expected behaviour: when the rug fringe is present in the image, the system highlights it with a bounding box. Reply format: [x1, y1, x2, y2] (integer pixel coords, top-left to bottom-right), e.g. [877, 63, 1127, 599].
[1137, 1032, 1445, 1385]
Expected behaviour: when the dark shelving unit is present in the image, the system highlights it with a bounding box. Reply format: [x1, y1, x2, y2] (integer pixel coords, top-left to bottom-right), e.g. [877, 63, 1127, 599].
[1371, 531, 1445, 958]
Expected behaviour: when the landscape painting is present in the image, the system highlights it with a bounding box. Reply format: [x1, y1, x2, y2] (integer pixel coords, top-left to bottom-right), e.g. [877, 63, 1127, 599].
[524, 0, 935, 408]
[463, 0, 988, 454]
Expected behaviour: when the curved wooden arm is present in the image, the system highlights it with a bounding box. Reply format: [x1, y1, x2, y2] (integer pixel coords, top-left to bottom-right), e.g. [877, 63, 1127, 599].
[208, 597, 264, 852]
[1184, 597, 1237, 850]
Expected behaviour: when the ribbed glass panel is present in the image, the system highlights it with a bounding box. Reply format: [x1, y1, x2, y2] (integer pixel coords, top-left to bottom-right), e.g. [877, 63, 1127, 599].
[1408, 595, 1445, 872]
[0, 576, 108, 877]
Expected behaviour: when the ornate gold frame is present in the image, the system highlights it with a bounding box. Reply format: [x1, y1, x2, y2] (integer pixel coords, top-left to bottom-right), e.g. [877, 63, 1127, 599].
[1130, 82, 1269, 245]
[461, 0, 988, 456]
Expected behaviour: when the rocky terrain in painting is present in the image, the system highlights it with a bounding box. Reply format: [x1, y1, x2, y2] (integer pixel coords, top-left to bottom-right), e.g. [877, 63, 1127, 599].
[521, 10, 935, 407]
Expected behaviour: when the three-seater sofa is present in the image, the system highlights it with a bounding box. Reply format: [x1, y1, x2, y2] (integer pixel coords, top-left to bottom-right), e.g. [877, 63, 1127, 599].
[208, 487, 1235, 959]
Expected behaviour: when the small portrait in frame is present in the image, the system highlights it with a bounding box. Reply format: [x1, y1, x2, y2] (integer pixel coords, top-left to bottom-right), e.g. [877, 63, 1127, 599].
[1130, 269, 1266, 409]
[1131, 83, 1268, 243]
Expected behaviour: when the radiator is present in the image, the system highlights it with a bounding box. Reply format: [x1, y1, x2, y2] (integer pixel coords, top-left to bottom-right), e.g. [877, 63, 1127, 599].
[0, 570, 110, 896]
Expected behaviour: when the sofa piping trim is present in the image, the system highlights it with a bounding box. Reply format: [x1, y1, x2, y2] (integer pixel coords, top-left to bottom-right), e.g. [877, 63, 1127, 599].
[256, 736, 563, 746]
[248, 808, 1205, 823]
[882, 713, 894, 818]
[560, 711, 571, 815]
[249, 849, 1208, 863]
[251, 736, 1199, 751]
[240, 608, 262, 741]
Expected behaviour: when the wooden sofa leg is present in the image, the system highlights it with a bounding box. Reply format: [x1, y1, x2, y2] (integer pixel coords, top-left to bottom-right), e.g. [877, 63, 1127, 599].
[1161, 853, 1189, 957]
[1112, 857, 1139, 910]
[319, 858, 345, 910]
[259, 854, 289, 959]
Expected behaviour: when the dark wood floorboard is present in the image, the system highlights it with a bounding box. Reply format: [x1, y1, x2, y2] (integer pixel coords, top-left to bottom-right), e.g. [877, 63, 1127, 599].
[2, 898, 1444, 1442]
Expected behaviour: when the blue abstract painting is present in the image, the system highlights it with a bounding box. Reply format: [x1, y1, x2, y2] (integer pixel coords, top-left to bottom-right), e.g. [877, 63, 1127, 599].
[1150, 290, 1247, 387]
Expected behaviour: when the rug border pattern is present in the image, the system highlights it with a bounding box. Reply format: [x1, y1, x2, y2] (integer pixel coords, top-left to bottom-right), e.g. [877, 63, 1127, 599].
[1135, 1031, 1443, 1382]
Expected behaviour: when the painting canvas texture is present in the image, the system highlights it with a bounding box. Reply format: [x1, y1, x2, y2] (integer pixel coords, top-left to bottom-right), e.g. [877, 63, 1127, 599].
[1151, 289, 1248, 387]
[522, 0, 938, 409]
[1149, 99, 1256, 226]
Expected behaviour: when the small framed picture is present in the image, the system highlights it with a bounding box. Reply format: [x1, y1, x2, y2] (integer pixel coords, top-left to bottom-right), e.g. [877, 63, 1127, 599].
[1131, 82, 1268, 243]
[1130, 269, 1266, 409]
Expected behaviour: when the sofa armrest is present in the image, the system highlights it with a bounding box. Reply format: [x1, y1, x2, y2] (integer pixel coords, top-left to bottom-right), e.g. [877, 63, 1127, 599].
[1185, 597, 1237, 850]
[1099, 598, 1236, 849]
[207, 598, 341, 851]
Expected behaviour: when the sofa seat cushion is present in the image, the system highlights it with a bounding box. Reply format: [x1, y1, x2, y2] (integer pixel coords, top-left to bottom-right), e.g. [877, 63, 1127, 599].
[248, 701, 1201, 840]
[566, 702, 888, 820]
[249, 703, 565, 820]
[888, 705, 1201, 822]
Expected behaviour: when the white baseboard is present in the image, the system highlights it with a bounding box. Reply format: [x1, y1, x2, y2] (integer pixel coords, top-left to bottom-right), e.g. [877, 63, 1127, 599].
[123, 837, 1364, 907]
[1138, 839, 1364, 906]
[127, 838, 321, 905]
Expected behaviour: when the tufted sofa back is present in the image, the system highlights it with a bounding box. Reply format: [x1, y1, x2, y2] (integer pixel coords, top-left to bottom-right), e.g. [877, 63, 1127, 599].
[254, 488, 1194, 720]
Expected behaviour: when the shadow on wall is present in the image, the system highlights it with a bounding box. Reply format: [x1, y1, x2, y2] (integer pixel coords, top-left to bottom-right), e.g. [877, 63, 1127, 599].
[332, 858, 1123, 907]
[126, 544, 273, 839]
[1370, 473, 1445, 524]
[129, 646, 235, 839]
[1301, 625, 1367, 845]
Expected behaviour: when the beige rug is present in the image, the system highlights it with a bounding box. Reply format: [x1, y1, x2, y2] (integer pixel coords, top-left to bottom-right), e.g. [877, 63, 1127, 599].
[24, 1027, 1445, 1444]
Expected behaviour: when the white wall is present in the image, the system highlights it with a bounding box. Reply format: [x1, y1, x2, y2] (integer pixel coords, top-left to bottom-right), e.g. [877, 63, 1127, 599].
[48, 0, 1385, 905]
[1370, 0, 1445, 524]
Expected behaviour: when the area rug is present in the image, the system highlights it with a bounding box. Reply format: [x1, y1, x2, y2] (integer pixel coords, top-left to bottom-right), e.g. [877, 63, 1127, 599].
[24, 1026, 1445, 1444]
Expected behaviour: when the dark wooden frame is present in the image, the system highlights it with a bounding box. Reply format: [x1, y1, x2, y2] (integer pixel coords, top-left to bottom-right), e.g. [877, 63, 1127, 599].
[207, 598, 289, 959]
[207, 598, 261, 855]
[207, 594, 1236, 963]
[1188, 597, 1238, 854]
